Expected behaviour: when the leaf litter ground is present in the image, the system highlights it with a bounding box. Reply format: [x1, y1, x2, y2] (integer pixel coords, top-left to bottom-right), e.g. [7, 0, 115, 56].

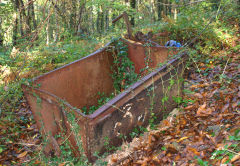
[106, 51, 240, 166]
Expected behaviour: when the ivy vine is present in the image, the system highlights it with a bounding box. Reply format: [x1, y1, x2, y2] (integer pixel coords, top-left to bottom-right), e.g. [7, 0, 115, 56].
[111, 38, 138, 93]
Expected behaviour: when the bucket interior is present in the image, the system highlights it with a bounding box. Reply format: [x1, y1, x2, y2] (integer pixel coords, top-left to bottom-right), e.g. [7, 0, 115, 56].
[33, 40, 176, 114]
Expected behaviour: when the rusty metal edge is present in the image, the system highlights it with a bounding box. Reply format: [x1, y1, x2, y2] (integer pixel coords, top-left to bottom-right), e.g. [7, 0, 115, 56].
[21, 84, 90, 157]
[32, 42, 112, 82]
[121, 38, 180, 49]
[22, 84, 87, 118]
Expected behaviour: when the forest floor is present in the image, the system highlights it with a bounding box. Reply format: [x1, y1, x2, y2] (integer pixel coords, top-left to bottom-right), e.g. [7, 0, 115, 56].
[0, 40, 239, 165]
[105, 49, 240, 165]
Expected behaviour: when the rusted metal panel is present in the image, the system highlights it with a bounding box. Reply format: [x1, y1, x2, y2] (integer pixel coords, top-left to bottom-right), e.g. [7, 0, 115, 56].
[125, 39, 179, 74]
[22, 87, 87, 156]
[22, 39, 186, 162]
[32, 45, 115, 109]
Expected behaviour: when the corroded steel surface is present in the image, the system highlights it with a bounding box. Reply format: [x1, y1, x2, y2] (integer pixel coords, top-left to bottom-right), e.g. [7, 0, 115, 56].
[32, 44, 115, 109]
[22, 39, 186, 162]
[125, 39, 178, 74]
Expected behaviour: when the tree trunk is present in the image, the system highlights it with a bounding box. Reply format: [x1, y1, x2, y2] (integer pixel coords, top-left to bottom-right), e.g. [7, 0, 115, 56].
[11, 0, 18, 45]
[46, 5, 50, 45]
[13, 13, 18, 46]
[76, 2, 85, 35]
[168, 0, 171, 17]
[0, 17, 3, 46]
[174, 7, 177, 20]
[100, 10, 104, 33]
[97, 10, 100, 33]
[27, 0, 32, 32]
[157, 0, 162, 20]
[90, 5, 94, 34]
[97, 6, 104, 34]
[54, 8, 59, 42]
[105, 10, 109, 31]
[70, 0, 77, 31]
[29, 0, 37, 30]
[164, 0, 167, 16]
[18, 0, 30, 34]
[130, 0, 136, 26]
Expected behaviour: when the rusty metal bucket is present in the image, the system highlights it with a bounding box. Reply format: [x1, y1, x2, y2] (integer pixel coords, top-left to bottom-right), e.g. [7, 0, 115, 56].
[22, 39, 187, 161]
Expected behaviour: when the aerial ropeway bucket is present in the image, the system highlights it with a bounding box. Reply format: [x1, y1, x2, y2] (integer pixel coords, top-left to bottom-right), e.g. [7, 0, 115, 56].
[22, 38, 187, 162]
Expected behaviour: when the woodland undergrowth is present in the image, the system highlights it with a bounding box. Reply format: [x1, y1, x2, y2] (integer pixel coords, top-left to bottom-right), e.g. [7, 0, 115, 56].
[0, 1, 239, 165]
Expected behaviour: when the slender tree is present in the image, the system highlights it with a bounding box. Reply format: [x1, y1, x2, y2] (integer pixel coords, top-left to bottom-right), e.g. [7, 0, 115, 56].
[130, 0, 136, 26]
[0, 17, 3, 46]
[157, 0, 162, 20]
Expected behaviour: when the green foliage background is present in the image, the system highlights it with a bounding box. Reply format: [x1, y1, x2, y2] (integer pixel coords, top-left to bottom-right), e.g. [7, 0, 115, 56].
[0, 0, 239, 165]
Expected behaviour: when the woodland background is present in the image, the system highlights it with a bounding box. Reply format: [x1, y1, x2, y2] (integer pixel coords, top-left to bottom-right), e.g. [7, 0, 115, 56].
[0, 0, 239, 165]
[0, 0, 230, 47]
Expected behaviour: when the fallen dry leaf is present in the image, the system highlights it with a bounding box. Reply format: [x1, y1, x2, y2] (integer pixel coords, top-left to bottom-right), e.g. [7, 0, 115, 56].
[231, 152, 240, 163]
[196, 103, 207, 116]
[17, 151, 28, 158]
[194, 93, 203, 99]
[187, 147, 200, 156]
[177, 137, 188, 143]
[184, 104, 196, 110]
[162, 119, 171, 127]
